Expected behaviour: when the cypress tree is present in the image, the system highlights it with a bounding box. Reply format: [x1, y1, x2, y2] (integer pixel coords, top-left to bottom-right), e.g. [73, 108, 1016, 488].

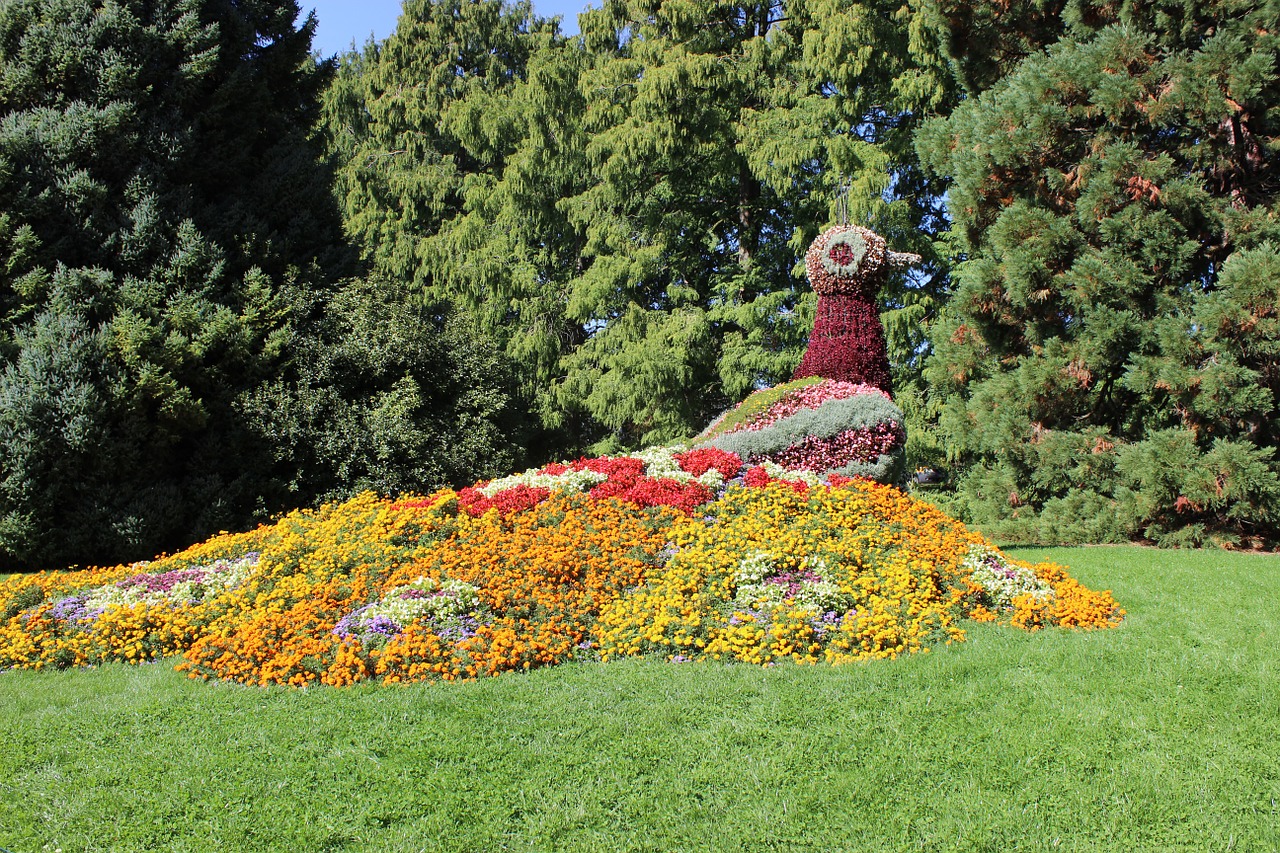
[917, 0, 1280, 545]
[327, 0, 546, 288]
[321, 0, 578, 450]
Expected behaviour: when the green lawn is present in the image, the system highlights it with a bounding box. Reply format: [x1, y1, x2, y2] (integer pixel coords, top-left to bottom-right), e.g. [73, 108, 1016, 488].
[1, 546, 1276, 852]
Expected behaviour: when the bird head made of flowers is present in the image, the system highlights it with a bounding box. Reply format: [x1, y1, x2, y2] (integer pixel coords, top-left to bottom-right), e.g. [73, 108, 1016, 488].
[805, 225, 921, 296]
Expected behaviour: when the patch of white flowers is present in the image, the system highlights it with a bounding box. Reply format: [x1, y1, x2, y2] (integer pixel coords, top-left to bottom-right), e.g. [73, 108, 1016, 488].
[477, 467, 608, 497]
[757, 459, 824, 486]
[477, 445, 727, 498]
[332, 576, 486, 646]
[964, 544, 1053, 609]
[731, 551, 852, 614]
[362, 576, 481, 628]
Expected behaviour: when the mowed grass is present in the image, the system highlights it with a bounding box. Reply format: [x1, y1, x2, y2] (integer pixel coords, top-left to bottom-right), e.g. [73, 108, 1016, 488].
[1, 546, 1276, 852]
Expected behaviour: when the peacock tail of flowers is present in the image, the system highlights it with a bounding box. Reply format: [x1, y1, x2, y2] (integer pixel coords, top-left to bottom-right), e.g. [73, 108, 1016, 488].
[0, 460, 1123, 686]
[0, 215, 1119, 687]
[698, 378, 907, 484]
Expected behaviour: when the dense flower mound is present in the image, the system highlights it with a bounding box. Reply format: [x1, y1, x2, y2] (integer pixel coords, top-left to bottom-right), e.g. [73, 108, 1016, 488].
[697, 378, 907, 483]
[0, 463, 1123, 686]
[0, 529, 264, 671]
[596, 481, 1120, 663]
[175, 493, 681, 686]
[452, 445, 740, 516]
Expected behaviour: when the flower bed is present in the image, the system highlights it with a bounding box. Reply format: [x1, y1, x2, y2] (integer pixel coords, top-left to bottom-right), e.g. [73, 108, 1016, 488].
[0, 457, 1123, 686]
[696, 378, 907, 483]
[456, 445, 741, 516]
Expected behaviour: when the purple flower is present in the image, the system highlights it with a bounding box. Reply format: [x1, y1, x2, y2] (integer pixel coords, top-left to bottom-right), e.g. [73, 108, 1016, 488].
[332, 604, 375, 638]
[765, 568, 824, 598]
[363, 614, 401, 636]
[438, 615, 483, 642]
[810, 609, 848, 639]
[49, 596, 104, 624]
[117, 567, 207, 595]
[49, 596, 87, 620]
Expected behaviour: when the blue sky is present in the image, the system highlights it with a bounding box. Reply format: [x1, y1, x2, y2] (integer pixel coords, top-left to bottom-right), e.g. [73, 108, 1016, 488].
[302, 0, 596, 56]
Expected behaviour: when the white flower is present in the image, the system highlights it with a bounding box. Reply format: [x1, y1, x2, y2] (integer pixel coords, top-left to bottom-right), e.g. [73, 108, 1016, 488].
[353, 576, 482, 634]
[81, 554, 258, 611]
[760, 460, 823, 486]
[965, 544, 1053, 609]
[477, 467, 607, 497]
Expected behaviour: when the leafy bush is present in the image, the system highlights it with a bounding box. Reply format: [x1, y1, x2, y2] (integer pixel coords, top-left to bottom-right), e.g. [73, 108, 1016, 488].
[239, 280, 533, 505]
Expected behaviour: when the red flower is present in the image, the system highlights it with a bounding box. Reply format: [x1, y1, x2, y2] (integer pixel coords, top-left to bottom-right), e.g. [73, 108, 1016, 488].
[741, 466, 809, 494]
[591, 476, 712, 514]
[675, 447, 743, 479]
[793, 292, 891, 391]
[763, 423, 904, 472]
[458, 484, 552, 517]
[575, 456, 645, 484]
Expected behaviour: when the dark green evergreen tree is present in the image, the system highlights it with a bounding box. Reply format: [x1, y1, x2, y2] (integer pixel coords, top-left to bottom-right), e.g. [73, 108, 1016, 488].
[917, 0, 1280, 546]
[239, 279, 530, 504]
[0, 0, 342, 568]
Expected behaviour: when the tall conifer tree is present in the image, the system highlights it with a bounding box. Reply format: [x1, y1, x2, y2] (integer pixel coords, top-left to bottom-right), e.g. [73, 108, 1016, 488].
[330, 0, 953, 450]
[917, 0, 1280, 545]
[0, 0, 342, 567]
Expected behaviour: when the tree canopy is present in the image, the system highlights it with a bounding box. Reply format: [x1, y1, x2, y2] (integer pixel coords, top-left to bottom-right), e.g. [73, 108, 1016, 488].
[328, 0, 953, 450]
[0, 0, 529, 568]
[0, 0, 345, 566]
[5, 0, 1279, 567]
[917, 0, 1280, 545]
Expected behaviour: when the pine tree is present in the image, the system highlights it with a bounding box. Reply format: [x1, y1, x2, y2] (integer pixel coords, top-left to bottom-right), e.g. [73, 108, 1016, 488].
[917, 0, 1280, 545]
[0, 0, 344, 567]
